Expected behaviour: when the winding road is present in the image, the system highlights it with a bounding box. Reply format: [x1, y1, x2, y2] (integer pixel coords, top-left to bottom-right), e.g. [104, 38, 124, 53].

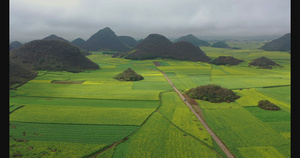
[159, 70, 235, 158]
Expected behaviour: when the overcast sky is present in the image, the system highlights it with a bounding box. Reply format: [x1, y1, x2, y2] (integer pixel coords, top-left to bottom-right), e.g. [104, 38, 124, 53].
[10, 0, 290, 43]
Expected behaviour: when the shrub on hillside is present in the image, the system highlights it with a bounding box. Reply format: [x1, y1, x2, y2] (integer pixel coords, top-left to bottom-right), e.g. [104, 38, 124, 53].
[186, 85, 240, 103]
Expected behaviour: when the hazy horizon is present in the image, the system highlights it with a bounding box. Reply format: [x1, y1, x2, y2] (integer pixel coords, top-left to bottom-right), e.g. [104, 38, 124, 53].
[10, 0, 290, 43]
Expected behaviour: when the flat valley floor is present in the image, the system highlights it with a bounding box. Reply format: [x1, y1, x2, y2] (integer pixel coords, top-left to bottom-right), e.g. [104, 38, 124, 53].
[10, 42, 290, 158]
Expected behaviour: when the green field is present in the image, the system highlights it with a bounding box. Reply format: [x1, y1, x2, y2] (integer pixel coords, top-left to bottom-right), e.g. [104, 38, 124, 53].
[10, 45, 290, 157]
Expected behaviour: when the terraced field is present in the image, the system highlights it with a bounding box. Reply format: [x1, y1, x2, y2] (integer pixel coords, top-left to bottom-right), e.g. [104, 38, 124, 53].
[10, 43, 290, 157]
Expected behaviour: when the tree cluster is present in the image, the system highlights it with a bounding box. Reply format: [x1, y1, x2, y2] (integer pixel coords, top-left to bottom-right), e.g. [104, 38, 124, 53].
[257, 100, 281, 111]
[186, 85, 240, 103]
[210, 56, 244, 65]
[114, 68, 144, 81]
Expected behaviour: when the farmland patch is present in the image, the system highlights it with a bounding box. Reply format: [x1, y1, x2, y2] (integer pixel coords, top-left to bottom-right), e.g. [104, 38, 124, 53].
[114, 112, 220, 158]
[244, 106, 290, 122]
[10, 97, 159, 109]
[10, 105, 155, 125]
[238, 146, 286, 158]
[235, 88, 290, 112]
[13, 81, 160, 100]
[199, 101, 290, 157]
[9, 49, 290, 157]
[10, 121, 138, 144]
[132, 81, 172, 90]
[9, 140, 107, 158]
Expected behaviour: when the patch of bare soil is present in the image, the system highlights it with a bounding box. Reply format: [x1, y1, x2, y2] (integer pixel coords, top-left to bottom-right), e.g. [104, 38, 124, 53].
[182, 93, 205, 120]
[153, 61, 160, 66]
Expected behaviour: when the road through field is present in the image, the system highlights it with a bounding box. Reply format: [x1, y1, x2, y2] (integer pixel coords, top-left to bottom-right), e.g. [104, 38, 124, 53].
[159, 70, 235, 158]
[133, 63, 235, 158]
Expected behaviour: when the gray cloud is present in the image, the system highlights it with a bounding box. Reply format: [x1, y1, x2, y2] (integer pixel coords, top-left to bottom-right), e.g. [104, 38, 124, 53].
[10, 0, 290, 43]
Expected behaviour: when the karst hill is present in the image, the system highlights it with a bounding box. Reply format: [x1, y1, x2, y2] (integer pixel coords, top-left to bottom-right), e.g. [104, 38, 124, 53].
[248, 56, 281, 69]
[42, 34, 69, 42]
[71, 38, 86, 48]
[82, 27, 130, 52]
[211, 41, 231, 48]
[174, 34, 211, 46]
[260, 33, 290, 51]
[114, 68, 144, 81]
[122, 34, 210, 62]
[9, 41, 22, 51]
[10, 39, 100, 72]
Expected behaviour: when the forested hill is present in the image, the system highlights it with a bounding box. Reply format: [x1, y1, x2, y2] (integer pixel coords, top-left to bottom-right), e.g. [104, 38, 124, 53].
[123, 34, 210, 62]
[82, 27, 129, 52]
[10, 39, 99, 72]
[260, 33, 290, 51]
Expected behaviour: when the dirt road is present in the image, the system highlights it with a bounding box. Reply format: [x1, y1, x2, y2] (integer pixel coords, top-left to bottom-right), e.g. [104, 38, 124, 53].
[159, 70, 235, 158]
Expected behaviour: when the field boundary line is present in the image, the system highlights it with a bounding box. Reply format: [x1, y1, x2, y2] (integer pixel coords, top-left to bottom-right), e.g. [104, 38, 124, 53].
[85, 91, 167, 158]
[230, 84, 290, 90]
[83, 128, 138, 158]
[9, 105, 25, 114]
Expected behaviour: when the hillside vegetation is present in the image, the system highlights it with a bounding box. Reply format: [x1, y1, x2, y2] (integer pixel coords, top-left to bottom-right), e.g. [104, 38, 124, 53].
[118, 36, 138, 48]
[260, 33, 290, 51]
[42, 34, 69, 42]
[174, 34, 211, 46]
[9, 41, 22, 51]
[122, 34, 211, 61]
[186, 85, 240, 103]
[248, 56, 280, 69]
[71, 38, 86, 48]
[258, 100, 281, 111]
[9, 60, 37, 88]
[210, 56, 244, 65]
[114, 68, 144, 81]
[211, 41, 231, 48]
[82, 27, 129, 51]
[10, 39, 99, 72]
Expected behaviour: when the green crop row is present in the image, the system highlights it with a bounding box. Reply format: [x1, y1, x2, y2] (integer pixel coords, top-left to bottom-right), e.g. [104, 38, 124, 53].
[198, 97, 290, 157]
[10, 96, 159, 109]
[10, 140, 107, 158]
[10, 122, 138, 144]
[10, 105, 156, 125]
[113, 112, 220, 158]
